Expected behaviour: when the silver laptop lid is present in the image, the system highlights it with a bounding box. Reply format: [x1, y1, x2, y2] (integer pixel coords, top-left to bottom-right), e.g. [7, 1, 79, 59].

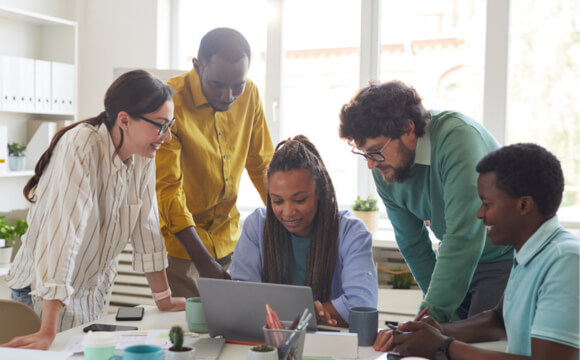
[198, 278, 317, 342]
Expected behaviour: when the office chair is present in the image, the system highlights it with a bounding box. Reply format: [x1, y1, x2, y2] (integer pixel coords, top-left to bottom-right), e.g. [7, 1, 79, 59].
[0, 299, 41, 343]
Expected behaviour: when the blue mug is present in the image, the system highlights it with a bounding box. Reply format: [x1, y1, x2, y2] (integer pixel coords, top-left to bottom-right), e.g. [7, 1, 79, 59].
[108, 345, 164, 360]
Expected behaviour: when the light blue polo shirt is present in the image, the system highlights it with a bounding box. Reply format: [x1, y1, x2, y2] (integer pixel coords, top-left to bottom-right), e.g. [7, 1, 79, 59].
[503, 216, 580, 355]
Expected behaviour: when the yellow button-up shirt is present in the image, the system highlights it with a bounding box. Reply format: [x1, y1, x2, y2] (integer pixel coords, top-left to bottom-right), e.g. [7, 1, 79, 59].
[156, 69, 274, 259]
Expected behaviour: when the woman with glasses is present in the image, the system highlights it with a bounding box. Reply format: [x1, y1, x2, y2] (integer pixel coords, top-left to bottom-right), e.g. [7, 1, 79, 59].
[3, 70, 185, 350]
[229, 135, 378, 327]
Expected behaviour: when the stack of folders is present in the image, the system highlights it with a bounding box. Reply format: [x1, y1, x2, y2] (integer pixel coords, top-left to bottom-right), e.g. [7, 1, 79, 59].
[0, 55, 74, 114]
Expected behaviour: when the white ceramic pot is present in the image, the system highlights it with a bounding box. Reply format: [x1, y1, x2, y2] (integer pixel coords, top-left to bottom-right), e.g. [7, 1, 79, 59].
[247, 346, 278, 360]
[0, 246, 13, 264]
[8, 156, 26, 171]
[166, 347, 196, 360]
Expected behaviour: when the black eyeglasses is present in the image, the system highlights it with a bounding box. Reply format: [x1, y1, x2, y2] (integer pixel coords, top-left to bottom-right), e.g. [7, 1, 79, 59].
[351, 138, 393, 162]
[138, 116, 176, 136]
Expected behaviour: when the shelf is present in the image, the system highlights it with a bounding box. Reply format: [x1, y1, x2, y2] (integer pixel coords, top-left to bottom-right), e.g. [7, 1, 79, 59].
[0, 5, 76, 27]
[0, 108, 74, 117]
[0, 170, 34, 178]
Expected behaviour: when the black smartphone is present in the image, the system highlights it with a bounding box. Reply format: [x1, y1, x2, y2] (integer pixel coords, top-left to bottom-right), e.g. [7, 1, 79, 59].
[83, 323, 138, 332]
[115, 306, 145, 321]
[386, 351, 404, 360]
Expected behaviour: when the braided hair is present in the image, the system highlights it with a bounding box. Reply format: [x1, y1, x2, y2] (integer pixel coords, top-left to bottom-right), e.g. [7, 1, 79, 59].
[262, 135, 339, 302]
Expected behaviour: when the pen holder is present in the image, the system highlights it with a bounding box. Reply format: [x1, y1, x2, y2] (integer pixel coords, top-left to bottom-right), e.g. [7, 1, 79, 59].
[263, 321, 306, 360]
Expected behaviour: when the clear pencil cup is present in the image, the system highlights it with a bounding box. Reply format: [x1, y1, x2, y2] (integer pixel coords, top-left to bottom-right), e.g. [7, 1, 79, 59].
[263, 321, 306, 360]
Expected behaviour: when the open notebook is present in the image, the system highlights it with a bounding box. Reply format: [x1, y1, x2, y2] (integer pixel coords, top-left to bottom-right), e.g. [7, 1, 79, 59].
[198, 278, 317, 342]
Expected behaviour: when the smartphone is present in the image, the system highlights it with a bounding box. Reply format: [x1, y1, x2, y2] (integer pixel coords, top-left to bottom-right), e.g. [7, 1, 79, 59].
[115, 306, 145, 321]
[83, 323, 138, 332]
[386, 351, 404, 360]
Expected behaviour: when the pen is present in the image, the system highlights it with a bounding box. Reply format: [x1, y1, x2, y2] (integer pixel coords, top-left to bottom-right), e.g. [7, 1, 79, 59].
[414, 306, 430, 321]
[386, 323, 403, 335]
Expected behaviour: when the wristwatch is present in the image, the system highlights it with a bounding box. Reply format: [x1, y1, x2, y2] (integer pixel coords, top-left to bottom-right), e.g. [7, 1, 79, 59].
[434, 337, 455, 360]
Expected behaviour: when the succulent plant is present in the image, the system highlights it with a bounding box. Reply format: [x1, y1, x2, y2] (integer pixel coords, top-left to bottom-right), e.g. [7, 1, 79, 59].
[169, 325, 184, 351]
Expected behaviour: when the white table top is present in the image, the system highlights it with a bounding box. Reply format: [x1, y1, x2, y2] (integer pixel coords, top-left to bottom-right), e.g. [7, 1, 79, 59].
[49, 305, 506, 359]
[50, 305, 390, 360]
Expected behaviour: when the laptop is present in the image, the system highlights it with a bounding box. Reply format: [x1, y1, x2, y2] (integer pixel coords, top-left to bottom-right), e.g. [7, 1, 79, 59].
[198, 278, 318, 342]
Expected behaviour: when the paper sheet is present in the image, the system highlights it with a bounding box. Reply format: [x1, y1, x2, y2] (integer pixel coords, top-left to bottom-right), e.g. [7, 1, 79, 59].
[65, 329, 225, 359]
[0, 347, 72, 360]
[65, 329, 172, 353]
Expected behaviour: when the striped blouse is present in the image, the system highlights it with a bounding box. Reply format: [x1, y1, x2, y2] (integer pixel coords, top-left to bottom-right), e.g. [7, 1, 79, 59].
[6, 122, 167, 331]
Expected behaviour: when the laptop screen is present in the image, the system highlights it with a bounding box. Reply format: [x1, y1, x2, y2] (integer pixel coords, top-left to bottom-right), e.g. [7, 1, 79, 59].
[198, 278, 317, 342]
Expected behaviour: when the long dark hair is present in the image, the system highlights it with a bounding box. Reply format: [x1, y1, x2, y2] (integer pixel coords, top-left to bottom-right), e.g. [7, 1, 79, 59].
[23, 69, 173, 202]
[262, 135, 339, 302]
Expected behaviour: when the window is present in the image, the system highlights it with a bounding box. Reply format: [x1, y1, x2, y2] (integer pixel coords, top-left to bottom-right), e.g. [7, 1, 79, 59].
[507, 0, 580, 224]
[281, 0, 361, 207]
[172, 0, 579, 229]
[380, 0, 486, 121]
[174, 0, 267, 89]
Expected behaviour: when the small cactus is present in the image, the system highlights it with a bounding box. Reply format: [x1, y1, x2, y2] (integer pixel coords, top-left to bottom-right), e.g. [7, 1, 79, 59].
[169, 325, 184, 351]
[251, 344, 275, 352]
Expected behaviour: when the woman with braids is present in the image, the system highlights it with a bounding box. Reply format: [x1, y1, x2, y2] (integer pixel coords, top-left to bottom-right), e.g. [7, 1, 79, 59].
[2, 70, 185, 350]
[229, 135, 378, 327]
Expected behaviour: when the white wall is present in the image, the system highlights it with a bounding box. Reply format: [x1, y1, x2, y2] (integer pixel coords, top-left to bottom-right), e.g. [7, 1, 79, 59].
[0, 0, 167, 119]
[0, 0, 74, 20]
[75, 0, 164, 119]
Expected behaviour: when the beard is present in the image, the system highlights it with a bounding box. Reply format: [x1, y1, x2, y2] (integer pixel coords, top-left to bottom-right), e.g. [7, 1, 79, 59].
[379, 140, 415, 184]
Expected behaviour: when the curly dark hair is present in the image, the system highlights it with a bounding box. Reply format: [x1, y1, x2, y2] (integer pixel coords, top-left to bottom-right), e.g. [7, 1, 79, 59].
[339, 80, 429, 147]
[476, 143, 564, 219]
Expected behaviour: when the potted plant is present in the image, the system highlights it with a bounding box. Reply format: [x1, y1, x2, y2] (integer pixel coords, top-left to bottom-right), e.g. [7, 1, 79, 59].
[0, 216, 28, 264]
[352, 195, 379, 235]
[391, 267, 416, 289]
[7, 142, 27, 171]
[247, 344, 277, 360]
[166, 325, 195, 360]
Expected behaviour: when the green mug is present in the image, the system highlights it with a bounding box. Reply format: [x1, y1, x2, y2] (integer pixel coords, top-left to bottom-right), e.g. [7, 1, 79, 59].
[186, 297, 208, 333]
[108, 345, 163, 360]
[83, 332, 116, 360]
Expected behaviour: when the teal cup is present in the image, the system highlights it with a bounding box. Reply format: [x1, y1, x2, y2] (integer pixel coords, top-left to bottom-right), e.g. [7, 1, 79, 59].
[83, 332, 116, 360]
[108, 345, 164, 360]
[186, 297, 208, 333]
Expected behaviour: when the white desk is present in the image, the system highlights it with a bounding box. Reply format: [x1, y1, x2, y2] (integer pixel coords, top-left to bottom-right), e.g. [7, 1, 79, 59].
[50, 305, 388, 360]
[49, 305, 506, 359]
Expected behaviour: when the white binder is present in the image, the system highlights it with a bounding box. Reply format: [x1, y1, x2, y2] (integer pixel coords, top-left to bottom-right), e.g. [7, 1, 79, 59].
[18, 57, 35, 111]
[51, 61, 75, 114]
[35, 60, 52, 112]
[0, 55, 18, 111]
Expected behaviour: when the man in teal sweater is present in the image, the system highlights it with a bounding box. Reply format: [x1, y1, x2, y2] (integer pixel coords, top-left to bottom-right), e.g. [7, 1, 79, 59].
[339, 80, 513, 322]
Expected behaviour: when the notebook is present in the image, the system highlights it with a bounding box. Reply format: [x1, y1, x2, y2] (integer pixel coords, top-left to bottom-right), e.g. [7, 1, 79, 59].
[197, 278, 318, 342]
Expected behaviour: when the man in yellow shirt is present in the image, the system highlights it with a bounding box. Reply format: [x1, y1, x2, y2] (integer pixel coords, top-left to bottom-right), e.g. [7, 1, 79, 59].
[156, 28, 274, 297]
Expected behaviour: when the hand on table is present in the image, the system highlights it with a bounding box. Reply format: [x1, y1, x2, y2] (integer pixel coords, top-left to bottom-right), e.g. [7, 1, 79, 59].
[391, 321, 447, 358]
[0, 329, 55, 350]
[373, 315, 442, 352]
[197, 259, 230, 279]
[374, 327, 395, 352]
[155, 296, 186, 312]
[313, 300, 338, 326]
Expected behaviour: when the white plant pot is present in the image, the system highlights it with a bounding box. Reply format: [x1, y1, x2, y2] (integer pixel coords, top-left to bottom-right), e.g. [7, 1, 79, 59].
[353, 210, 379, 235]
[0, 246, 13, 264]
[166, 347, 196, 360]
[247, 346, 278, 360]
[8, 156, 26, 171]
